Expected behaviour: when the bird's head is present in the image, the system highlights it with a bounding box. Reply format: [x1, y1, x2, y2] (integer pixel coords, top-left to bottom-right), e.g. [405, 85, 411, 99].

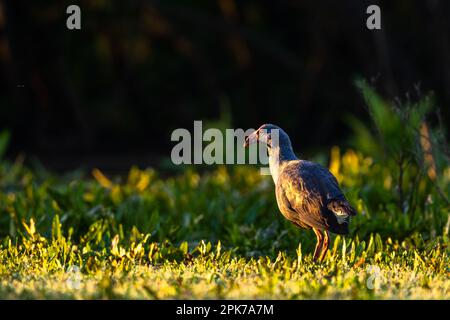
[243, 124, 292, 150]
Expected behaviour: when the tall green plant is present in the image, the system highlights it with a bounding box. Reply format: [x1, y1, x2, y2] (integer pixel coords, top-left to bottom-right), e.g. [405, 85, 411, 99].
[353, 79, 449, 228]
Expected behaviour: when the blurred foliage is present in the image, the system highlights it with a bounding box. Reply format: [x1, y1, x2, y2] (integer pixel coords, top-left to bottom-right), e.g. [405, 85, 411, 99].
[0, 153, 449, 254]
[0, 130, 10, 160]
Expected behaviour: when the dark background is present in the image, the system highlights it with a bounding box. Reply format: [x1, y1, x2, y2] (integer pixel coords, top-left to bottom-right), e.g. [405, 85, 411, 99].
[0, 0, 449, 172]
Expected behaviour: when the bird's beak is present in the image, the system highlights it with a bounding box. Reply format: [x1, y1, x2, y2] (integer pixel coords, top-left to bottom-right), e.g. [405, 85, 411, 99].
[243, 130, 259, 148]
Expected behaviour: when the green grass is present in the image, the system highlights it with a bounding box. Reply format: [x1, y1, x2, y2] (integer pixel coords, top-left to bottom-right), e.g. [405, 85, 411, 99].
[0, 84, 449, 299]
[0, 161, 449, 299]
[0, 229, 449, 299]
[0, 235, 450, 299]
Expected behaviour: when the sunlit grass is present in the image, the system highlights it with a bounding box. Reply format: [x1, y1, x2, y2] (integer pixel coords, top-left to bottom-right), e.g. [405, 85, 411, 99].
[0, 229, 448, 299]
[0, 150, 449, 299]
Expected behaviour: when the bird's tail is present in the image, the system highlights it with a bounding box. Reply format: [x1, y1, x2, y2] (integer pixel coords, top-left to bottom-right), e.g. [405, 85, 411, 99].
[326, 199, 356, 235]
[327, 200, 357, 216]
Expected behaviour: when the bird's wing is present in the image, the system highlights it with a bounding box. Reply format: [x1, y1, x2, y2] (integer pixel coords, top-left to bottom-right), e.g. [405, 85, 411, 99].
[277, 161, 355, 232]
[308, 162, 357, 216]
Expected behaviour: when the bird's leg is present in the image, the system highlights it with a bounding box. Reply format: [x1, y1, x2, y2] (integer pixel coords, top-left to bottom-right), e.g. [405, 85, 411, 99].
[319, 230, 330, 262]
[312, 228, 323, 262]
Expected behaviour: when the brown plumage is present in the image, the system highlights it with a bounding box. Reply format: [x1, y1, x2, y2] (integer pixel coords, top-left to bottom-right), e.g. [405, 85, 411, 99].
[244, 124, 357, 262]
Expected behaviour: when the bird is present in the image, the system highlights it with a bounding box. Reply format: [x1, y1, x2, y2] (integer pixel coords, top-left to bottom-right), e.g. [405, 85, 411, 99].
[243, 124, 357, 262]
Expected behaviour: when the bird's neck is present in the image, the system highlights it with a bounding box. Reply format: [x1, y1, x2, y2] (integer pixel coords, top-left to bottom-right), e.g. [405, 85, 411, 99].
[268, 145, 297, 184]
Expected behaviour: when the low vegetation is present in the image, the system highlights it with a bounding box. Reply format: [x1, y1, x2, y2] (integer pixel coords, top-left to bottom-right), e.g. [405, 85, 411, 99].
[0, 83, 449, 299]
